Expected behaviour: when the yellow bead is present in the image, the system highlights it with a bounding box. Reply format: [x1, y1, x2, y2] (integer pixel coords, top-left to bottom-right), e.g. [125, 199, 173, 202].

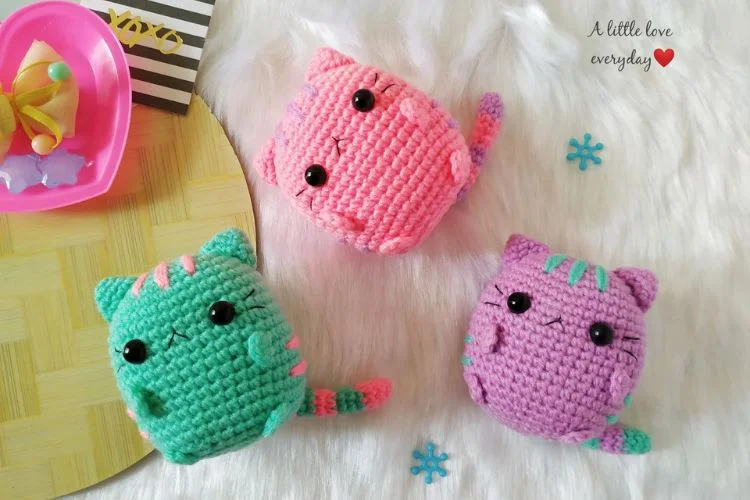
[31, 134, 56, 155]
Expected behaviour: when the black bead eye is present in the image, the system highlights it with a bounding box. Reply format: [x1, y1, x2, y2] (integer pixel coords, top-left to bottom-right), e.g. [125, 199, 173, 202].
[304, 164, 327, 187]
[123, 339, 148, 364]
[209, 301, 236, 325]
[589, 322, 614, 346]
[352, 89, 375, 112]
[507, 292, 531, 314]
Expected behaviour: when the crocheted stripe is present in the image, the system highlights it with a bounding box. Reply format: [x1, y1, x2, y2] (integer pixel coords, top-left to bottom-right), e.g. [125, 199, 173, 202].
[297, 380, 392, 418]
[287, 102, 305, 123]
[297, 388, 316, 417]
[567, 260, 588, 286]
[153, 262, 170, 289]
[621, 427, 651, 454]
[354, 379, 392, 411]
[461, 92, 503, 192]
[131, 273, 148, 296]
[302, 83, 318, 97]
[595, 265, 608, 292]
[544, 254, 567, 274]
[581, 438, 600, 450]
[131, 257, 199, 297]
[313, 388, 338, 417]
[289, 360, 307, 377]
[285, 336, 300, 349]
[334, 387, 364, 415]
[180, 255, 196, 275]
[586, 425, 651, 455]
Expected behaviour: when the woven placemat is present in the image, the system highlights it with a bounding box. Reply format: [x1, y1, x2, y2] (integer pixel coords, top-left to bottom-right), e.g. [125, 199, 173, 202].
[0, 96, 255, 499]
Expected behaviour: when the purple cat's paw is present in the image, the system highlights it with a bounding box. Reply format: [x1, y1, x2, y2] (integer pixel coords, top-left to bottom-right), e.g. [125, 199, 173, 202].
[464, 373, 488, 405]
[609, 367, 632, 405]
[560, 428, 598, 445]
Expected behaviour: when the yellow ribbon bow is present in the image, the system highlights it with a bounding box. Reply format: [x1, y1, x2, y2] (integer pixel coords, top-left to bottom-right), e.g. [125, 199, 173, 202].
[0, 60, 67, 157]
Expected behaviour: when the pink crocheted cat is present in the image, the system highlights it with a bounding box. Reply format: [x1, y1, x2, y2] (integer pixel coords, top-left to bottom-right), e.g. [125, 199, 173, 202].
[253, 47, 503, 254]
[463, 234, 658, 454]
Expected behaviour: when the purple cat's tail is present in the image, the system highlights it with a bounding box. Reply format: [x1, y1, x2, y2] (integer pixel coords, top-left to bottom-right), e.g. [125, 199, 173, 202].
[581, 424, 651, 455]
[460, 92, 504, 195]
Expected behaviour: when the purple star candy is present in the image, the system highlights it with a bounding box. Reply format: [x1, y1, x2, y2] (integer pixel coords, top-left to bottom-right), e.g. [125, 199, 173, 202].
[0, 150, 87, 194]
[0, 155, 42, 194]
[40, 149, 87, 188]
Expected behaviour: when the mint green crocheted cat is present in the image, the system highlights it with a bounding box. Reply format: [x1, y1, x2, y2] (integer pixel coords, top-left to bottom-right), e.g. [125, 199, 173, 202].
[95, 229, 391, 465]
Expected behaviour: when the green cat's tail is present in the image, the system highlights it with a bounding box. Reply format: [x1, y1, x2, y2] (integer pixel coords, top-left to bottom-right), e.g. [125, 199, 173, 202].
[296, 379, 392, 418]
[581, 424, 651, 455]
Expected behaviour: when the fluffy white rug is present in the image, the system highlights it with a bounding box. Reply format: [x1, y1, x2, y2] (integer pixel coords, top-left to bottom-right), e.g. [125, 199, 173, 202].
[76, 0, 750, 498]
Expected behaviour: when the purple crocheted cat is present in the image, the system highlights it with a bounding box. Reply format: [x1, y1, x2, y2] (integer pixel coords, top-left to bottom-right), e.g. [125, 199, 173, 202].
[463, 234, 658, 454]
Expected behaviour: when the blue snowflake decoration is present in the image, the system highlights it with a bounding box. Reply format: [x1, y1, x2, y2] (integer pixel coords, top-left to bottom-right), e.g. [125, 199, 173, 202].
[567, 133, 604, 171]
[410, 442, 448, 485]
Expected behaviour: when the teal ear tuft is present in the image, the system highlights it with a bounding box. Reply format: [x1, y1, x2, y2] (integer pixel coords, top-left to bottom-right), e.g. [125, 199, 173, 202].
[199, 229, 257, 268]
[95, 277, 136, 322]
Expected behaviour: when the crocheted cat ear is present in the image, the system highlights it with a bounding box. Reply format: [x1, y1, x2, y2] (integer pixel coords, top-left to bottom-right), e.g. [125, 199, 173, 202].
[199, 229, 257, 269]
[95, 277, 137, 322]
[613, 267, 658, 312]
[305, 47, 356, 81]
[254, 137, 277, 185]
[502, 234, 550, 264]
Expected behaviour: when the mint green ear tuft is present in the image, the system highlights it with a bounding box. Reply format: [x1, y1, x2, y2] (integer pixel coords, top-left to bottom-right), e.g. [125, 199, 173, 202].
[95, 277, 137, 322]
[199, 229, 257, 268]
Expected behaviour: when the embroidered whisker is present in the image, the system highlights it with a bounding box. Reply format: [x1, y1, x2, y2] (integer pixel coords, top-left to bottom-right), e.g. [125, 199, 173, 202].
[622, 349, 638, 361]
[381, 83, 396, 94]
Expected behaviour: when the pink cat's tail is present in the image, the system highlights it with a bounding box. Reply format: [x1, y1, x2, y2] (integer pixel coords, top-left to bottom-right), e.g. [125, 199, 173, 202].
[460, 92, 504, 197]
[581, 424, 651, 455]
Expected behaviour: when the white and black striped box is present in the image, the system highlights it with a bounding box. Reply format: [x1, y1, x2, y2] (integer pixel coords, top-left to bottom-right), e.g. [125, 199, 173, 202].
[81, 0, 215, 114]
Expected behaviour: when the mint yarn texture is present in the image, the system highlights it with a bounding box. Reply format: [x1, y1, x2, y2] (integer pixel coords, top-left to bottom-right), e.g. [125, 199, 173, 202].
[95, 229, 392, 465]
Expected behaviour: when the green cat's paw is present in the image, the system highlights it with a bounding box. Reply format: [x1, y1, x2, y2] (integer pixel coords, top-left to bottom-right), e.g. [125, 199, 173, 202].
[247, 333, 274, 367]
[262, 402, 297, 437]
[130, 387, 166, 418]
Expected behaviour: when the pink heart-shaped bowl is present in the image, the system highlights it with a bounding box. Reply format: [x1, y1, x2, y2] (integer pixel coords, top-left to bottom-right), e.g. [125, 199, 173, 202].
[0, 1, 131, 212]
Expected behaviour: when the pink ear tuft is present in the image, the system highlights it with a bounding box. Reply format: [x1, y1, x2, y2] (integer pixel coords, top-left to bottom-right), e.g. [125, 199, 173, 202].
[502, 234, 550, 264]
[305, 47, 356, 81]
[253, 137, 277, 185]
[613, 267, 658, 312]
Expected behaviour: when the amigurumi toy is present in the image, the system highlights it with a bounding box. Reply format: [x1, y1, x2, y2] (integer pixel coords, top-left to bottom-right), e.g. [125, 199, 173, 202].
[253, 47, 503, 255]
[94, 229, 392, 465]
[462, 234, 658, 454]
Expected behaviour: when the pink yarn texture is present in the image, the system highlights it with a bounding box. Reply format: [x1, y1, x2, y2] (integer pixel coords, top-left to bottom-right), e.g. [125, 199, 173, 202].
[254, 47, 503, 254]
[463, 234, 658, 454]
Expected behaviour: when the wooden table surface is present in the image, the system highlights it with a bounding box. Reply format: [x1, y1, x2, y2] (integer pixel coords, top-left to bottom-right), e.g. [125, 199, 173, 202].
[0, 96, 256, 499]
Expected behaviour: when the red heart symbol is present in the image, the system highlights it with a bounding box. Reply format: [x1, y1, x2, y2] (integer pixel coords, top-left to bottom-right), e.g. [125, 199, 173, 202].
[654, 48, 675, 67]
